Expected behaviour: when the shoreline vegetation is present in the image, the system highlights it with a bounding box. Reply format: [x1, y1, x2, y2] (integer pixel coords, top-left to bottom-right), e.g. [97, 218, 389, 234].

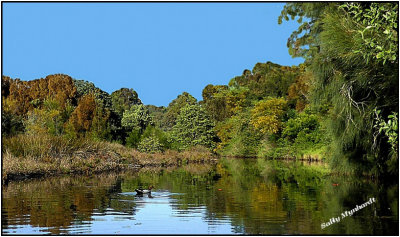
[2, 3, 398, 184]
[2, 133, 218, 184]
[2, 132, 323, 184]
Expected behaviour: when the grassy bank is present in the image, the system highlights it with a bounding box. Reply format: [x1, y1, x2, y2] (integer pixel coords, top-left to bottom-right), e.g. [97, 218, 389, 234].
[2, 133, 217, 183]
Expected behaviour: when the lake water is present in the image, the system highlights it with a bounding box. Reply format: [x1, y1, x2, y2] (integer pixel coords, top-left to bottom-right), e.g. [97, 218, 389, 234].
[2, 158, 398, 235]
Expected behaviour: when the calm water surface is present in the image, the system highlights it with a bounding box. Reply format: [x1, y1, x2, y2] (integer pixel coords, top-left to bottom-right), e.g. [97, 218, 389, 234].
[2, 158, 398, 235]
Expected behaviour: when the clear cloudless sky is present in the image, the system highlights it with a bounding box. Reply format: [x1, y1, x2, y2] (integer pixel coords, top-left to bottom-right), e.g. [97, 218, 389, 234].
[3, 2, 303, 106]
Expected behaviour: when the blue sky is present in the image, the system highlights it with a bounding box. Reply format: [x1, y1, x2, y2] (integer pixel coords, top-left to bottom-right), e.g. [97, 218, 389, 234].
[3, 3, 303, 106]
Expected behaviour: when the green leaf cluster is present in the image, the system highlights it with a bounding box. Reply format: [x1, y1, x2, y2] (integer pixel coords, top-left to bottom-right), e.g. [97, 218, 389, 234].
[340, 3, 398, 64]
[170, 104, 217, 151]
[121, 104, 153, 132]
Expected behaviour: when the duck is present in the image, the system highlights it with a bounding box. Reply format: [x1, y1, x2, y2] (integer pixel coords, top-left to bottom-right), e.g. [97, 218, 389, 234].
[135, 185, 154, 195]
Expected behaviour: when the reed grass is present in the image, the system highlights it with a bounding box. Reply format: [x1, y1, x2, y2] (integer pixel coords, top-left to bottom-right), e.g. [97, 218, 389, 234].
[2, 134, 217, 183]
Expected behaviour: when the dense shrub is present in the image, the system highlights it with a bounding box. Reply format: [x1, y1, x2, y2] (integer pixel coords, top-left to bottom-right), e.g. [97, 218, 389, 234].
[137, 136, 164, 153]
[125, 129, 141, 148]
[282, 111, 320, 142]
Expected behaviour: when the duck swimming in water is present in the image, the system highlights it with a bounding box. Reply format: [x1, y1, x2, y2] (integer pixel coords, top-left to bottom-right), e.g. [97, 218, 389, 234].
[135, 185, 154, 195]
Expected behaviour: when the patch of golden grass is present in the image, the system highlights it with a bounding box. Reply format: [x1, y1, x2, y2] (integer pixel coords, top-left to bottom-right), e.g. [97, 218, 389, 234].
[2, 134, 218, 182]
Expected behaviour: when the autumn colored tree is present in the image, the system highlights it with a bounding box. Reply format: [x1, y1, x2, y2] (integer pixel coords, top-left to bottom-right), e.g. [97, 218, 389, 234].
[2, 76, 23, 136]
[1, 76, 12, 98]
[3, 74, 77, 116]
[66, 94, 97, 136]
[250, 98, 288, 134]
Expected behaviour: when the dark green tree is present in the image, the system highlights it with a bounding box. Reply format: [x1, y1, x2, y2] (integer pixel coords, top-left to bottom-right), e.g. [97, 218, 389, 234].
[163, 92, 198, 129]
[146, 105, 167, 129]
[111, 88, 142, 117]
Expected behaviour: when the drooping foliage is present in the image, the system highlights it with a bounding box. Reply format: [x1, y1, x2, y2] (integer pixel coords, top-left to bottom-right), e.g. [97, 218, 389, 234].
[374, 110, 398, 157]
[280, 2, 399, 176]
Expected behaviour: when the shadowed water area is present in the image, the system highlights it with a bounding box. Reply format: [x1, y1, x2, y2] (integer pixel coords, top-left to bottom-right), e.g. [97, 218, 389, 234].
[1, 158, 398, 235]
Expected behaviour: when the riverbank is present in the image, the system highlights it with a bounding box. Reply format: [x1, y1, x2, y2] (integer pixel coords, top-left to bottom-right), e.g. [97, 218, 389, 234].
[2, 133, 217, 184]
[2, 133, 327, 184]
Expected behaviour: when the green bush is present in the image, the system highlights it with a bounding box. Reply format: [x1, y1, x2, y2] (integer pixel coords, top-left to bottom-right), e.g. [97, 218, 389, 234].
[282, 111, 320, 142]
[1, 111, 24, 136]
[126, 129, 141, 148]
[141, 125, 171, 149]
[137, 136, 164, 153]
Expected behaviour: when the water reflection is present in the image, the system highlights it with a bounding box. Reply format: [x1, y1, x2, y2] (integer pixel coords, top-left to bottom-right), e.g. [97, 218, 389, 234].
[2, 159, 398, 235]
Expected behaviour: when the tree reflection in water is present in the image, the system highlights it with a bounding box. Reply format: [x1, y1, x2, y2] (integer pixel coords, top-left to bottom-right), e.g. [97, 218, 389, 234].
[2, 159, 398, 235]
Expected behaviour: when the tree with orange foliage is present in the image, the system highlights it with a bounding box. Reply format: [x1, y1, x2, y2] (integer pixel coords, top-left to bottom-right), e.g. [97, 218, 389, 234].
[66, 94, 97, 135]
[4, 74, 77, 116]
